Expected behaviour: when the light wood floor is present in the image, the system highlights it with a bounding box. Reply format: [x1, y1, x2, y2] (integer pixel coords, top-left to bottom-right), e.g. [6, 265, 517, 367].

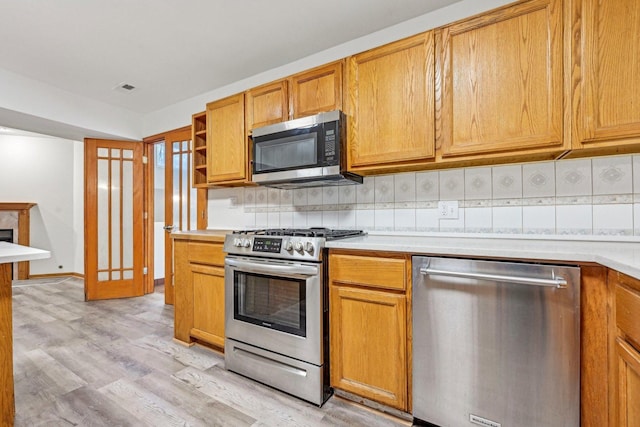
[11, 277, 409, 427]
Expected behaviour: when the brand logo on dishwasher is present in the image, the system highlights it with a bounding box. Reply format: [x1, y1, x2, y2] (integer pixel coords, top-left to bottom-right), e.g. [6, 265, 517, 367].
[469, 414, 501, 427]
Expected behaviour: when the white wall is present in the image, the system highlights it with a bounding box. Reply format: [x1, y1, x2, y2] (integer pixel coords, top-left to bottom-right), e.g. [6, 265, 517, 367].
[0, 68, 143, 141]
[0, 133, 83, 275]
[73, 140, 85, 275]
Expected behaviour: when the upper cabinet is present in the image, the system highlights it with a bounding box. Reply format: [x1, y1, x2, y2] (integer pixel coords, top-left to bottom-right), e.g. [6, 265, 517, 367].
[206, 93, 248, 185]
[245, 80, 289, 132]
[290, 61, 343, 119]
[194, 0, 640, 188]
[572, 0, 640, 155]
[436, 0, 567, 163]
[245, 61, 345, 134]
[346, 32, 436, 174]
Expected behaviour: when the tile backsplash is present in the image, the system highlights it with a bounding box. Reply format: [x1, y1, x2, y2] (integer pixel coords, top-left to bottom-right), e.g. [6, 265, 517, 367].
[208, 154, 640, 240]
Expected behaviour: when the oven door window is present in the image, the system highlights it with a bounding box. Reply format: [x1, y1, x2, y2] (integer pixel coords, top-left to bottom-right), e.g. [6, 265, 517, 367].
[233, 271, 306, 337]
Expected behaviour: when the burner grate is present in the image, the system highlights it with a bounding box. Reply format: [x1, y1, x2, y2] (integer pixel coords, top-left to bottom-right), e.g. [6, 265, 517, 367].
[231, 228, 365, 240]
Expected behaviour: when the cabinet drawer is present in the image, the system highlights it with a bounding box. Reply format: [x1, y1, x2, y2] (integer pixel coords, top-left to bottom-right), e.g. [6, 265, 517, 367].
[188, 242, 225, 266]
[617, 285, 640, 348]
[329, 254, 406, 291]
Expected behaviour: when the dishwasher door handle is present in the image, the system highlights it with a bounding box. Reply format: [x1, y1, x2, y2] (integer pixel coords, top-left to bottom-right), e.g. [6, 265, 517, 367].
[419, 266, 568, 288]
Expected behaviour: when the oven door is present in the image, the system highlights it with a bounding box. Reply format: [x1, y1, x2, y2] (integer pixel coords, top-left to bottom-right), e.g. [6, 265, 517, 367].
[224, 255, 323, 365]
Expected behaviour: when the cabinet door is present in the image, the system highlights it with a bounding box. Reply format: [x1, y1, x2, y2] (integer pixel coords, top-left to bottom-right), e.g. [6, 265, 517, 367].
[573, 0, 640, 152]
[615, 339, 640, 427]
[437, 0, 565, 160]
[290, 61, 343, 119]
[246, 80, 289, 131]
[206, 93, 247, 184]
[346, 32, 435, 174]
[330, 285, 407, 410]
[191, 263, 225, 348]
[329, 253, 407, 291]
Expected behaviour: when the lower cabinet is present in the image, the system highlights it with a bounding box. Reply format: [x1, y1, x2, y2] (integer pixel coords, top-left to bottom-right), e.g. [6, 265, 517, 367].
[191, 263, 225, 348]
[328, 250, 410, 411]
[173, 237, 226, 349]
[614, 339, 640, 427]
[612, 272, 640, 426]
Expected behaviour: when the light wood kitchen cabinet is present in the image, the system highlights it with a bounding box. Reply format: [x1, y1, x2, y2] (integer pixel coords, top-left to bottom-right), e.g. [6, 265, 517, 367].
[611, 271, 640, 427]
[290, 61, 343, 119]
[245, 80, 289, 132]
[571, 0, 640, 156]
[329, 251, 411, 411]
[173, 237, 226, 349]
[246, 61, 344, 133]
[436, 0, 567, 163]
[206, 93, 248, 185]
[190, 264, 225, 347]
[192, 111, 208, 188]
[346, 32, 435, 174]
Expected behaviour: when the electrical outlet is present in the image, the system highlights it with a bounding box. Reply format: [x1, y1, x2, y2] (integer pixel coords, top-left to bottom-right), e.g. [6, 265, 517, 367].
[438, 200, 459, 219]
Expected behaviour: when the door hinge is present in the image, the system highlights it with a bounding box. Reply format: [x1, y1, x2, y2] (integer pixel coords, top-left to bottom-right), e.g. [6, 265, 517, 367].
[142, 155, 148, 164]
[143, 267, 148, 275]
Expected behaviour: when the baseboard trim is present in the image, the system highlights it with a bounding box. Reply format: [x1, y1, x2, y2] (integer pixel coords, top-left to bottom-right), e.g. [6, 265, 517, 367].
[28, 272, 84, 279]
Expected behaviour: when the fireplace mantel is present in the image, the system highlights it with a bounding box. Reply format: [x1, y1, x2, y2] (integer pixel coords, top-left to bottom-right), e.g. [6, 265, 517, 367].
[0, 203, 37, 279]
[0, 203, 36, 211]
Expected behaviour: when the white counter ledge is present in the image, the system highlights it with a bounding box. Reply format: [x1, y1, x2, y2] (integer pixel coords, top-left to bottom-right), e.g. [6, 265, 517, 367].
[0, 241, 51, 264]
[325, 234, 640, 280]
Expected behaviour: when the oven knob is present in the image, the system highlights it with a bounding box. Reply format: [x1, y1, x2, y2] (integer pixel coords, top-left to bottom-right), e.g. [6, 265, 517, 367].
[294, 241, 304, 253]
[233, 238, 242, 247]
[284, 241, 293, 252]
[304, 241, 314, 253]
[241, 238, 251, 248]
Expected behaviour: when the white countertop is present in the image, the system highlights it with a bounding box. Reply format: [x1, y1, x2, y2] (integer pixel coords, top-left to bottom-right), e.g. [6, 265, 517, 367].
[326, 234, 640, 279]
[0, 242, 50, 264]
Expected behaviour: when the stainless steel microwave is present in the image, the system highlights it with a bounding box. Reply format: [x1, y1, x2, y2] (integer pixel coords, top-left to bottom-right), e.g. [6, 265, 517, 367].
[251, 110, 362, 189]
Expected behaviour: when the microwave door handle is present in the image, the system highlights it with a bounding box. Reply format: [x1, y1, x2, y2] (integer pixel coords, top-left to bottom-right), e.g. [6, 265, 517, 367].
[226, 258, 319, 277]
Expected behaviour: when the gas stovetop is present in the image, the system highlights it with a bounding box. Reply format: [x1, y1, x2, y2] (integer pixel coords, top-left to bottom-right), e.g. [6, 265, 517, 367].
[233, 227, 364, 240]
[224, 228, 365, 261]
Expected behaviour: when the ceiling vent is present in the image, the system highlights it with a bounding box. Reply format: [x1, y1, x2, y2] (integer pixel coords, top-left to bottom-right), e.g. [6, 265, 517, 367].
[113, 82, 136, 93]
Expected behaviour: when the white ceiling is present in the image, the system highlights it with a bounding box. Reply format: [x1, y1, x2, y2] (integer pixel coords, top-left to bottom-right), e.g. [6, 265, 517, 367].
[0, 0, 462, 115]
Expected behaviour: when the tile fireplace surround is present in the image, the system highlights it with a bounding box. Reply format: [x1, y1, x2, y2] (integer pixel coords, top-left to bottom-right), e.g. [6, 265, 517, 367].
[0, 203, 36, 279]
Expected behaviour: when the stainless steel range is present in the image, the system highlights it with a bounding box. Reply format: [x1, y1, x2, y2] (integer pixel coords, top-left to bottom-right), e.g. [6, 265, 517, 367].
[223, 228, 364, 406]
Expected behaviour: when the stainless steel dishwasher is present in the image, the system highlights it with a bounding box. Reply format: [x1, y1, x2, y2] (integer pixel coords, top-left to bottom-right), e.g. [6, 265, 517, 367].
[412, 256, 580, 427]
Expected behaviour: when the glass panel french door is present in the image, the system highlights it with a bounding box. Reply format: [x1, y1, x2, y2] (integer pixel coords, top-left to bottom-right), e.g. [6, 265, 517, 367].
[171, 138, 197, 232]
[159, 127, 195, 305]
[85, 138, 144, 300]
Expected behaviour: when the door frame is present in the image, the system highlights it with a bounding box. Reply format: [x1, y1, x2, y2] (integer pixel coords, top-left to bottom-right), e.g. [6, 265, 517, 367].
[143, 126, 208, 305]
[143, 134, 161, 297]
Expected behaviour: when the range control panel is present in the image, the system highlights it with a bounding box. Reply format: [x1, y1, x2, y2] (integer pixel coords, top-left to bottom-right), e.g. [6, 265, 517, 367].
[224, 235, 322, 261]
[252, 237, 282, 253]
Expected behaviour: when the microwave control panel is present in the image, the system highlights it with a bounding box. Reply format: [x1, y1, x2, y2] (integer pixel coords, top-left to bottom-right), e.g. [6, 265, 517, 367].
[322, 118, 340, 162]
[324, 128, 336, 159]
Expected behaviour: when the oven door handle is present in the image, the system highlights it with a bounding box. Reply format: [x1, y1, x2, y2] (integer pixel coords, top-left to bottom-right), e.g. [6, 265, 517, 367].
[226, 258, 319, 277]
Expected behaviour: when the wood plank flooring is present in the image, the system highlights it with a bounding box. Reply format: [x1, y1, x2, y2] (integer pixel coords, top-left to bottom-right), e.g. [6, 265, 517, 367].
[12, 277, 410, 426]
